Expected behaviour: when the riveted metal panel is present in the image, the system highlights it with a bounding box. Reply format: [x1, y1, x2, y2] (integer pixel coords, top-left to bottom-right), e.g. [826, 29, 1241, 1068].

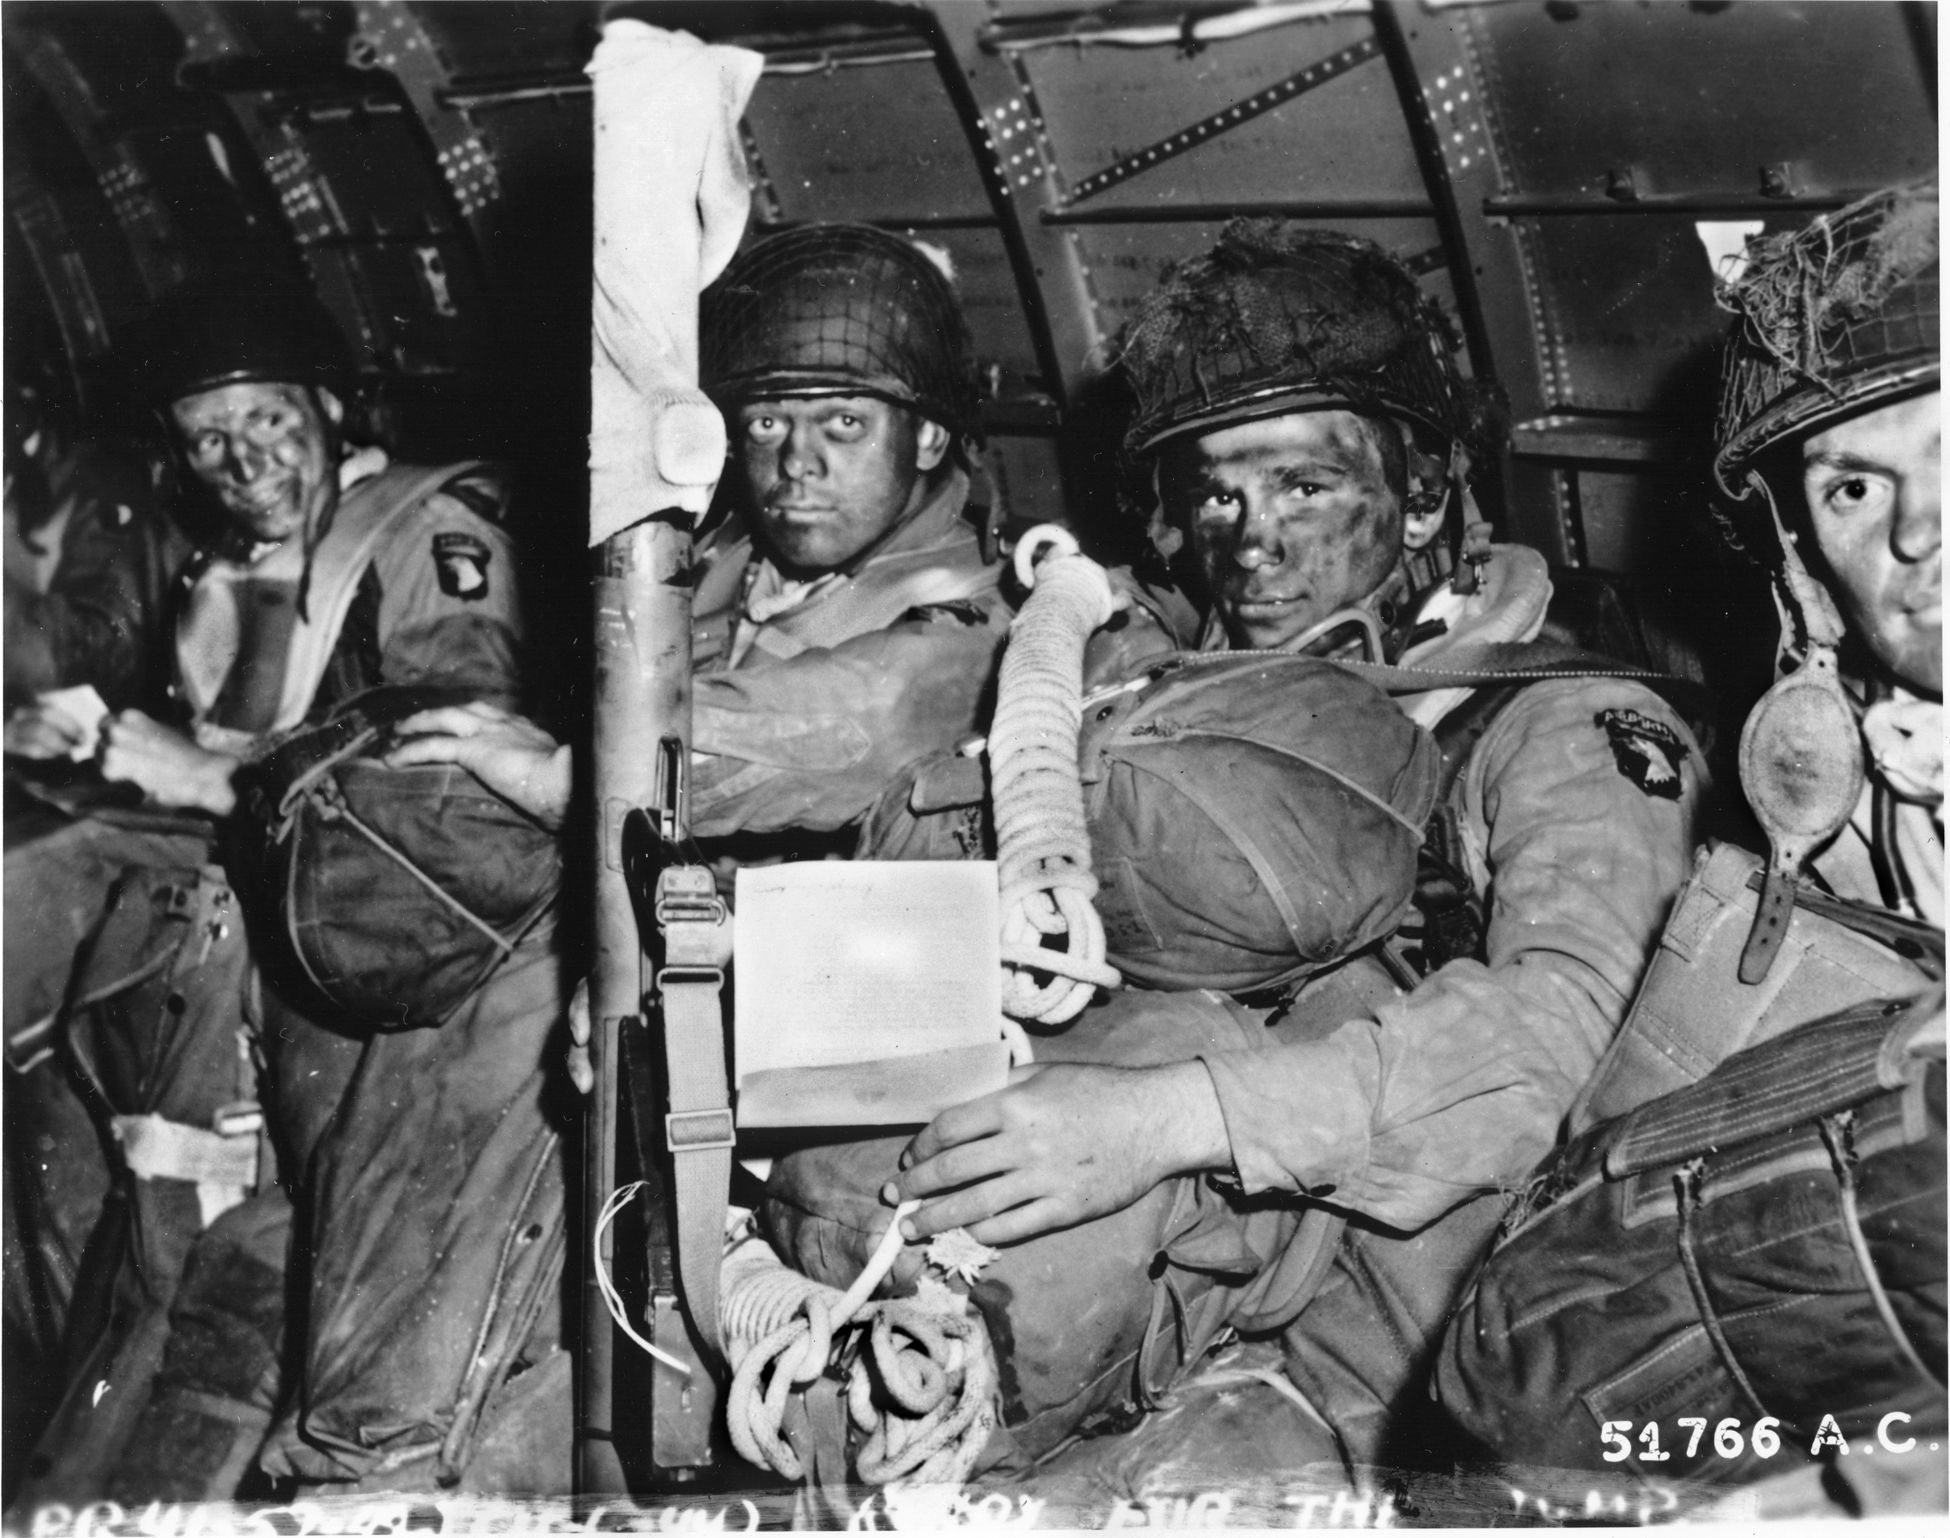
[1519, 213, 1733, 420]
[268, 101, 459, 240]
[1477, 0, 1934, 201]
[743, 59, 991, 224]
[1467, 0, 1932, 422]
[1018, 13, 1423, 217]
[408, 0, 597, 82]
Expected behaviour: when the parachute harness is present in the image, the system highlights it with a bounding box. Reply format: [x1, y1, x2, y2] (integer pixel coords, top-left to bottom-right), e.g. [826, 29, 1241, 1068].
[992, 526, 1126, 1024]
[722, 1206, 999, 1487]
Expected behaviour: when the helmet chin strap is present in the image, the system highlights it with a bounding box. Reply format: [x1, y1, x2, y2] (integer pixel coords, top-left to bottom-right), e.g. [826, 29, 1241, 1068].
[1749, 467, 1849, 668]
[1733, 467, 1865, 985]
[293, 395, 346, 623]
[1445, 443, 1495, 597]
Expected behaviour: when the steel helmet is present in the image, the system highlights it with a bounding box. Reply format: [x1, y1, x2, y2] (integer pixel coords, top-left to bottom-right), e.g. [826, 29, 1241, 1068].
[1119, 221, 1479, 456]
[132, 271, 352, 409]
[1713, 180, 1939, 503]
[700, 223, 981, 440]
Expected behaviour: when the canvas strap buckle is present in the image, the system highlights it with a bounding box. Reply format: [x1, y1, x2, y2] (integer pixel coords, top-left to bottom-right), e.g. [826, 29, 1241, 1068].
[666, 1107, 737, 1153]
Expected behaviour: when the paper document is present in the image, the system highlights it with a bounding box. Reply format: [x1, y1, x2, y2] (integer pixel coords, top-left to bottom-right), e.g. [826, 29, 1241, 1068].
[35, 685, 110, 760]
[734, 860, 1008, 1127]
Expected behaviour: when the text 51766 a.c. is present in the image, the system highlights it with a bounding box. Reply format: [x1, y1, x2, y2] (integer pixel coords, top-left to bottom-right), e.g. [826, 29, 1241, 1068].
[1600, 1413, 1934, 1463]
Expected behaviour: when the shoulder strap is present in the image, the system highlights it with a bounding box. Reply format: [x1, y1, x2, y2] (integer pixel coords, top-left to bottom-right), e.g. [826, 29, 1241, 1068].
[274, 462, 487, 730]
[265, 462, 485, 739]
[1398, 684, 1526, 977]
[177, 461, 487, 744]
[1333, 639, 1701, 707]
[1601, 994, 1940, 1178]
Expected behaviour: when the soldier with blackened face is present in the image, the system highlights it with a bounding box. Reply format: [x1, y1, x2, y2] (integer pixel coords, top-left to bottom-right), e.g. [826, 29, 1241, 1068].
[10, 274, 564, 1510]
[101, 278, 524, 813]
[1440, 182, 1942, 1514]
[684, 223, 1013, 840]
[395, 224, 1012, 860]
[888, 223, 1711, 1487]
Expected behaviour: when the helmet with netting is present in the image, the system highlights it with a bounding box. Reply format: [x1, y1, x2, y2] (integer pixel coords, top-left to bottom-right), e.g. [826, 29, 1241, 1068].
[132, 270, 352, 408]
[1119, 221, 1478, 455]
[701, 224, 980, 439]
[1714, 179, 1939, 501]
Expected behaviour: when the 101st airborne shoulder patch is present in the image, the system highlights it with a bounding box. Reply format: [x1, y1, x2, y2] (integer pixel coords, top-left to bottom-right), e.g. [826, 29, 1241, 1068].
[1596, 707, 1688, 800]
[433, 532, 493, 601]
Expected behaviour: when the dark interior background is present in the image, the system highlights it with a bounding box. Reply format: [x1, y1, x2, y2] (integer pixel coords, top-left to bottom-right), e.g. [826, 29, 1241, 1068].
[5, 0, 1939, 732]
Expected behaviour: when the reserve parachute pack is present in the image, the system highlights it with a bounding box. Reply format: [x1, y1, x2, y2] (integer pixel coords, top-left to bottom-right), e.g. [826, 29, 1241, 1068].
[860, 649, 1440, 994]
[238, 682, 561, 1030]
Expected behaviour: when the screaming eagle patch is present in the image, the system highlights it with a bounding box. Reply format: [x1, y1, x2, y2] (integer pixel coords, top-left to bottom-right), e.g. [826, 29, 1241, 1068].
[1596, 707, 1687, 800]
[433, 532, 492, 601]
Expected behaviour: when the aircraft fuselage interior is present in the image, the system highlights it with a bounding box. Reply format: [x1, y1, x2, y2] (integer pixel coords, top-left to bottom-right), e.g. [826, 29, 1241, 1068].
[3, 0, 1940, 1526]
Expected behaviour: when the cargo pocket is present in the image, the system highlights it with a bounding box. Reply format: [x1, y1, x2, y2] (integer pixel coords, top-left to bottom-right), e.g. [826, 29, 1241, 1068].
[1578, 1321, 1758, 1477]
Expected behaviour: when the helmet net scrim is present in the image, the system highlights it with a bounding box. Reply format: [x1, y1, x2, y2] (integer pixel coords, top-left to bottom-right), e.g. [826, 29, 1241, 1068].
[1713, 180, 1939, 500]
[1117, 221, 1479, 455]
[701, 224, 980, 440]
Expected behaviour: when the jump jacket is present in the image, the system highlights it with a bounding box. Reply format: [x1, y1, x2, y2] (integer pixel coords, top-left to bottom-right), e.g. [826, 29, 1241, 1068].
[1815, 686, 1943, 924]
[1136, 546, 1710, 1232]
[686, 465, 1011, 838]
[174, 446, 524, 755]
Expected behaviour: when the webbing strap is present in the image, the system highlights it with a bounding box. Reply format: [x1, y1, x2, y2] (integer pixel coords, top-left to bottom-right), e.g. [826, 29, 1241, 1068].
[1330, 642, 1695, 700]
[1743, 867, 1946, 976]
[1164, 640, 1705, 721]
[1603, 999, 1935, 1178]
[177, 460, 487, 739]
[657, 865, 734, 1357]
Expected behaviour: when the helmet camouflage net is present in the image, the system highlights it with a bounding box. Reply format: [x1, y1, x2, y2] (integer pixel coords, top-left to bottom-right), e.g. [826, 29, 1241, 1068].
[1119, 221, 1483, 455]
[1714, 179, 1939, 500]
[700, 223, 981, 440]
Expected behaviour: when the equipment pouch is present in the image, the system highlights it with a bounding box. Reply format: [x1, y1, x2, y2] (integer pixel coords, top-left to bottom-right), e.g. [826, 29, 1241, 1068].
[1572, 840, 1940, 1132]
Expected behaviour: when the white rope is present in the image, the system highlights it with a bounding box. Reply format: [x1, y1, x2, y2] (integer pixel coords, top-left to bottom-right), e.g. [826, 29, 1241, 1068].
[991, 526, 1125, 1024]
[721, 1201, 1001, 1486]
[594, 1183, 690, 1374]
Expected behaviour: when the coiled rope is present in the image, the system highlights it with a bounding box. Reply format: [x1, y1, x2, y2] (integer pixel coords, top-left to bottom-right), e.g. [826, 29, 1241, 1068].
[991, 526, 1124, 1024]
[722, 1205, 999, 1487]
